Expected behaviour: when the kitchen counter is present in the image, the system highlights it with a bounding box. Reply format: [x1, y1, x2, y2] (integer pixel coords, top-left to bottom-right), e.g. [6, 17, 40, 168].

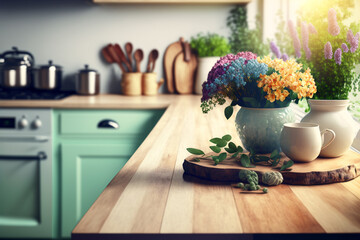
[0, 94, 174, 109]
[2, 95, 360, 239]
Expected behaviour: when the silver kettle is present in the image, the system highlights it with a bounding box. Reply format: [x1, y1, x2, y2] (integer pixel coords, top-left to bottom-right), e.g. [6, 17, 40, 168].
[0, 47, 35, 88]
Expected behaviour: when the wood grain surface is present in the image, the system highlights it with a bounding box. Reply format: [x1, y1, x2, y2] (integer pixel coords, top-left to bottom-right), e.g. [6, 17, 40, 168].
[68, 95, 360, 239]
[5, 95, 358, 238]
[174, 51, 197, 94]
[183, 151, 360, 185]
[163, 39, 183, 93]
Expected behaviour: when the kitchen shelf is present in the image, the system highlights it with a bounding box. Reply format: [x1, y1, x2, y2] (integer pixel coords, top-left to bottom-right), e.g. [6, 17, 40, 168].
[93, 0, 250, 4]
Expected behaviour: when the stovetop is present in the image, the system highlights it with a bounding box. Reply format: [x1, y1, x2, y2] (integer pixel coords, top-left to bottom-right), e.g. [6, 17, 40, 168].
[0, 88, 74, 100]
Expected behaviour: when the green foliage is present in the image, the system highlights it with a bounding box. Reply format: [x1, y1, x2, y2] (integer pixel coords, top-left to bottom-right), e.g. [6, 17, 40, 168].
[236, 169, 266, 192]
[187, 135, 293, 171]
[190, 33, 231, 57]
[227, 5, 269, 56]
[295, 0, 360, 99]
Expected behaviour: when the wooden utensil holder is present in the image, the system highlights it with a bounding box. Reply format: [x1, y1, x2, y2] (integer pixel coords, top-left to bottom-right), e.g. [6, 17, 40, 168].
[142, 72, 164, 96]
[121, 72, 142, 96]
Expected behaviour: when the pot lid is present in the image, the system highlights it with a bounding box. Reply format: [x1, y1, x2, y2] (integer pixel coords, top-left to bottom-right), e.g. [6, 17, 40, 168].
[39, 60, 62, 69]
[80, 64, 98, 73]
[2, 47, 34, 66]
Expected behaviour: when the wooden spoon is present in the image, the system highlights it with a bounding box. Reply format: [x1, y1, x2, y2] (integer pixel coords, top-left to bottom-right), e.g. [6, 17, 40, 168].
[114, 43, 133, 72]
[134, 49, 144, 73]
[125, 42, 133, 70]
[103, 44, 126, 73]
[146, 49, 159, 73]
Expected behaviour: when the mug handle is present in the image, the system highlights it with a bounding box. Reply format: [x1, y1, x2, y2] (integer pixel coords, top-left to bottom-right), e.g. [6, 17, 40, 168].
[320, 129, 336, 150]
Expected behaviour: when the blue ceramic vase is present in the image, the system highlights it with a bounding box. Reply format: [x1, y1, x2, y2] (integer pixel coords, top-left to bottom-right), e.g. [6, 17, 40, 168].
[235, 107, 295, 154]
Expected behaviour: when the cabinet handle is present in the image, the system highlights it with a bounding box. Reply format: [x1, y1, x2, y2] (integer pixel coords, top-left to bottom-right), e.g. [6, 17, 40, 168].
[0, 151, 47, 161]
[97, 119, 119, 129]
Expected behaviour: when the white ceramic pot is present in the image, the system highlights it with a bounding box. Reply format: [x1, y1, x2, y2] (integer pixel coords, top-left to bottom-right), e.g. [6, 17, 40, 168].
[301, 99, 359, 157]
[194, 56, 219, 95]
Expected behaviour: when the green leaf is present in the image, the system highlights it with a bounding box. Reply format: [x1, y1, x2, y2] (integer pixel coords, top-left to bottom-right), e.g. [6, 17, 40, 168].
[187, 148, 205, 155]
[280, 160, 294, 171]
[212, 155, 219, 165]
[222, 134, 232, 141]
[194, 158, 201, 162]
[232, 151, 240, 158]
[210, 137, 222, 144]
[271, 157, 281, 167]
[252, 155, 270, 163]
[210, 146, 221, 153]
[237, 145, 244, 152]
[270, 149, 279, 159]
[218, 152, 227, 162]
[229, 142, 237, 150]
[224, 106, 233, 119]
[216, 139, 228, 147]
[240, 154, 250, 168]
[225, 147, 236, 153]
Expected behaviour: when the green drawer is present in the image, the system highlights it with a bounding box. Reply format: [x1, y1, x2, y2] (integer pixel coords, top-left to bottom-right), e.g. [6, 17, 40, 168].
[56, 109, 164, 135]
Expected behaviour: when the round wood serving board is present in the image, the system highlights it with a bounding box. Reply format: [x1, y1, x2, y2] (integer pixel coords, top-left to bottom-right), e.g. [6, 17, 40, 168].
[183, 150, 360, 185]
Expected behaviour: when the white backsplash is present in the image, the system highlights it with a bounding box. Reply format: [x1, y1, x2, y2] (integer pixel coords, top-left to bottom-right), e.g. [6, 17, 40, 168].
[0, 0, 243, 93]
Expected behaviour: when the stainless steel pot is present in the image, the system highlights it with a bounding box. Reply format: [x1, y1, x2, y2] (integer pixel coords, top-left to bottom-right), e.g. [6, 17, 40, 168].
[0, 47, 34, 88]
[76, 65, 100, 95]
[33, 60, 62, 90]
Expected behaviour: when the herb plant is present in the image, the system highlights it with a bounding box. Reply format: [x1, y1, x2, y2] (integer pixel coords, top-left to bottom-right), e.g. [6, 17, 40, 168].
[227, 6, 269, 56]
[285, 1, 360, 99]
[186, 134, 294, 171]
[190, 33, 231, 58]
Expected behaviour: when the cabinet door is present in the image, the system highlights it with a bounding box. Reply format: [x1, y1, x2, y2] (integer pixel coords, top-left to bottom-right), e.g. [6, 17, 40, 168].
[0, 139, 52, 238]
[61, 143, 136, 238]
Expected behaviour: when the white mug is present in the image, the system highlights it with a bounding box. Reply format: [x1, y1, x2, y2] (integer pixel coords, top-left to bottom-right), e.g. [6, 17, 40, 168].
[280, 122, 336, 162]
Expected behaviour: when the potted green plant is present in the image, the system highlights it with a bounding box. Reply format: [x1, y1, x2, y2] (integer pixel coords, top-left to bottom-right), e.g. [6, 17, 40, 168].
[190, 32, 230, 94]
[227, 5, 269, 56]
[283, 1, 360, 157]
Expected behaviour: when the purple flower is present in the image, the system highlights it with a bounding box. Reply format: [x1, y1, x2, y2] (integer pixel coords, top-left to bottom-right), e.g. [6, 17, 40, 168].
[328, 8, 340, 36]
[350, 39, 359, 53]
[281, 53, 289, 61]
[334, 48, 342, 65]
[305, 47, 312, 60]
[301, 22, 311, 60]
[308, 23, 318, 34]
[324, 42, 333, 59]
[288, 20, 301, 58]
[270, 41, 281, 58]
[346, 29, 359, 53]
[347, 29, 354, 43]
[341, 43, 349, 53]
[203, 52, 257, 101]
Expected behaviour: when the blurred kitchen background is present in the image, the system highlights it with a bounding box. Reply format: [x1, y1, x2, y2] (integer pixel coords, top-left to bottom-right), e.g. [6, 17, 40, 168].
[0, 0, 359, 95]
[0, 0, 299, 94]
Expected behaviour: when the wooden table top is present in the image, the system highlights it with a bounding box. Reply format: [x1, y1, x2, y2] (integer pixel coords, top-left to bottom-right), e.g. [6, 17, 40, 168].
[60, 95, 360, 239]
[3, 94, 358, 239]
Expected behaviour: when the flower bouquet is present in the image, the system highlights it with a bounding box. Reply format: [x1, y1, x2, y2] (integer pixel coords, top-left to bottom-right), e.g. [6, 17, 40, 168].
[201, 52, 316, 153]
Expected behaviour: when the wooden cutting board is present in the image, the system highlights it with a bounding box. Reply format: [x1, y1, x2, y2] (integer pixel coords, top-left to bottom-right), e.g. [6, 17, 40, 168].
[163, 38, 183, 93]
[174, 50, 197, 94]
[183, 150, 360, 185]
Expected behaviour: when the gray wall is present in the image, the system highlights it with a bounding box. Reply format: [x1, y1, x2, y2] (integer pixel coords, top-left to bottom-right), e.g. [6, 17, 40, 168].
[0, 0, 236, 93]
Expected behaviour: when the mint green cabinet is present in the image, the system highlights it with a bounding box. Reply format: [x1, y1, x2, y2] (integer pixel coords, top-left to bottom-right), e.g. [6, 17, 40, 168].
[53, 109, 164, 238]
[61, 143, 137, 237]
